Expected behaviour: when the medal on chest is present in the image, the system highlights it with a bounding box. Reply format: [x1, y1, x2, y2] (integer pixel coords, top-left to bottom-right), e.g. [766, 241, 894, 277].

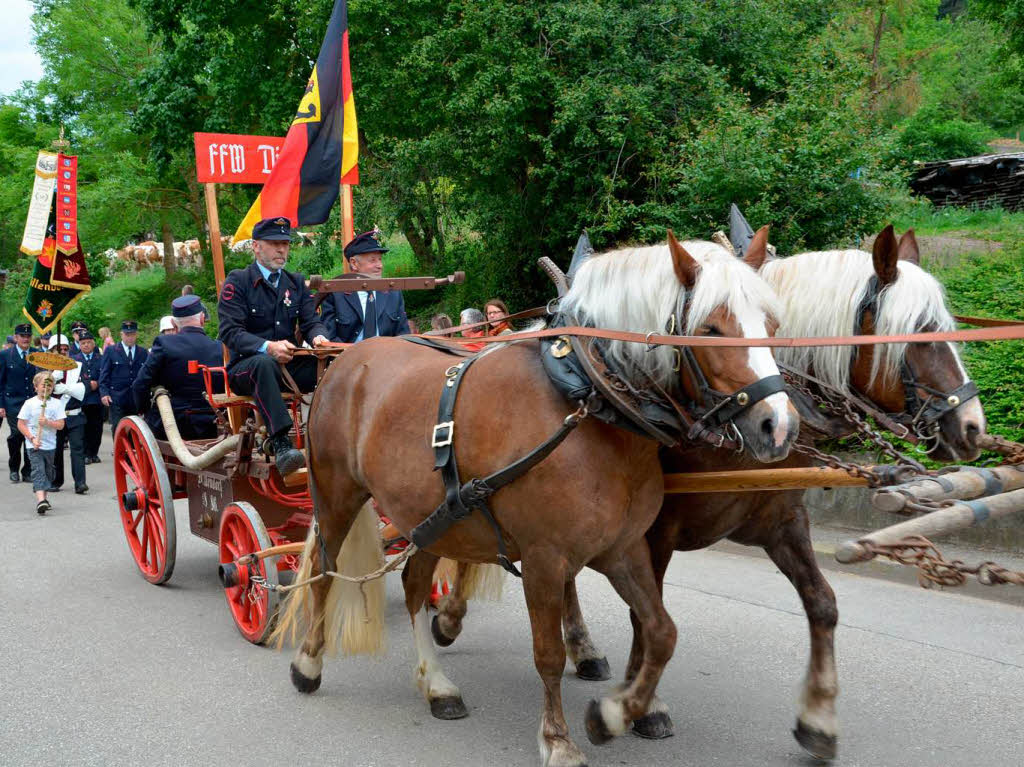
[283, 289, 292, 307]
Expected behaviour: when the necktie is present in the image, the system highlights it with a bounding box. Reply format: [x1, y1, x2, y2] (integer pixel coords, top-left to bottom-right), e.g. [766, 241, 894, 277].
[269, 272, 280, 290]
[128, 348, 133, 364]
[363, 292, 377, 339]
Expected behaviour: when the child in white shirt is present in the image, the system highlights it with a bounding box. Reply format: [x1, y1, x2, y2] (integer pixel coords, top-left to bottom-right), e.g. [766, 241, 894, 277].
[17, 372, 66, 514]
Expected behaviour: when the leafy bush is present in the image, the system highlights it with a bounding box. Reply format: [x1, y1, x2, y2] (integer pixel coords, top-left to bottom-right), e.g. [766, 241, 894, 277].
[889, 106, 993, 169]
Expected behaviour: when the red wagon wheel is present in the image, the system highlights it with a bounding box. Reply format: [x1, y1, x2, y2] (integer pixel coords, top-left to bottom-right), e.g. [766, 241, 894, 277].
[114, 416, 177, 585]
[219, 501, 280, 645]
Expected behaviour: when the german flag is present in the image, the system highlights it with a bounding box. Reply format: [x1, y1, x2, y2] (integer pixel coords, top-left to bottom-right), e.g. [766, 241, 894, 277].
[234, 0, 358, 242]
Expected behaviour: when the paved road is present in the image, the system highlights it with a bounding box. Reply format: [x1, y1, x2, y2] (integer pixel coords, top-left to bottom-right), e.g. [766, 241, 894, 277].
[2, 433, 1022, 767]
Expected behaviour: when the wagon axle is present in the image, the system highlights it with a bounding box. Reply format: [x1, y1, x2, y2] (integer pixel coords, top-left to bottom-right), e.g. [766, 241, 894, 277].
[121, 489, 146, 511]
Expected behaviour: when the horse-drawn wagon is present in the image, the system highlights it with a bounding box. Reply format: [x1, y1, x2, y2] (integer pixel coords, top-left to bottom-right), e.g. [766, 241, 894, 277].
[112, 270, 465, 644]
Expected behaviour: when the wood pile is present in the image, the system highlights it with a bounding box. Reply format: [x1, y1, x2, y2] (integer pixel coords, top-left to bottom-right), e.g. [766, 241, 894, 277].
[910, 152, 1024, 211]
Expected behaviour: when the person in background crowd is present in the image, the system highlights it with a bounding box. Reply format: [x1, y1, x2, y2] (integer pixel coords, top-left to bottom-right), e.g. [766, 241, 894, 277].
[159, 316, 177, 335]
[217, 216, 330, 475]
[3, 335, 13, 351]
[17, 371, 64, 514]
[484, 298, 514, 336]
[320, 230, 411, 343]
[459, 308, 487, 351]
[72, 331, 104, 464]
[181, 285, 194, 296]
[407, 318, 421, 335]
[0, 323, 39, 483]
[69, 321, 88, 354]
[97, 326, 115, 353]
[48, 335, 88, 495]
[99, 320, 149, 438]
[430, 314, 453, 334]
[133, 295, 224, 440]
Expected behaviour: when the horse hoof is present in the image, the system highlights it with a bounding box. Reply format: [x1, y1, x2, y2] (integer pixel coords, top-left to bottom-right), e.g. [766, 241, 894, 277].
[430, 695, 469, 720]
[793, 721, 837, 761]
[583, 699, 614, 746]
[575, 656, 611, 681]
[632, 710, 674, 740]
[289, 662, 321, 694]
[431, 613, 456, 647]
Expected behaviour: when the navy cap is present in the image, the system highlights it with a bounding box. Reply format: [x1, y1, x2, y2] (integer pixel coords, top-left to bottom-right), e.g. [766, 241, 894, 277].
[14, 323, 31, 336]
[121, 320, 138, 332]
[5, 335, 13, 344]
[78, 330, 94, 341]
[70, 320, 87, 330]
[344, 229, 389, 259]
[172, 294, 204, 318]
[252, 216, 293, 241]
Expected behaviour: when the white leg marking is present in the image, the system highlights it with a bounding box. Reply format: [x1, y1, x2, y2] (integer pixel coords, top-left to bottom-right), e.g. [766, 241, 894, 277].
[413, 607, 461, 700]
[798, 667, 839, 736]
[599, 697, 629, 737]
[292, 649, 323, 680]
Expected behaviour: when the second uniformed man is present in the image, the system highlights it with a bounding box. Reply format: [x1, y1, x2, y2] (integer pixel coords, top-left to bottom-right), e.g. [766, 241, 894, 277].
[217, 217, 329, 475]
[0, 323, 39, 483]
[132, 295, 224, 440]
[99, 320, 149, 437]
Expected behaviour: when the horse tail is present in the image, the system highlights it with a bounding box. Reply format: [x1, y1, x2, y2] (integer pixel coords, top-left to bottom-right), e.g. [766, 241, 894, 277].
[459, 563, 506, 602]
[273, 420, 386, 656]
[323, 499, 387, 656]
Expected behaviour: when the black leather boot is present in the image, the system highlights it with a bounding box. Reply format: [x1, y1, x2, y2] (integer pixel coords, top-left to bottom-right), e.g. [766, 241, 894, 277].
[271, 433, 306, 476]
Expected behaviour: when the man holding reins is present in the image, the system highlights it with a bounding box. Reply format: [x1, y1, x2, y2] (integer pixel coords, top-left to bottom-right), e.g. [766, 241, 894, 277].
[217, 216, 330, 476]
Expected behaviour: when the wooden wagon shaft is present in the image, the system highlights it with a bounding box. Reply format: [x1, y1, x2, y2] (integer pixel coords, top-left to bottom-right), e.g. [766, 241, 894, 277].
[836, 487, 1024, 564]
[307, 271, 466, 294]
[872, 465, 1024, 513]
[663, 466, 880, 493]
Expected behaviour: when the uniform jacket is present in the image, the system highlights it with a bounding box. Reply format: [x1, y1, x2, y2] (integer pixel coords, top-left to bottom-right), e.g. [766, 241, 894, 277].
[132, 326, 224, 437]
[52, 362, 86, 417]
[0, 345, 40, 414]
[320, 288, 410, 343]
[217, 262, 328, 365]
[99, 343, 149, 408]
[72, 350, 103, 406]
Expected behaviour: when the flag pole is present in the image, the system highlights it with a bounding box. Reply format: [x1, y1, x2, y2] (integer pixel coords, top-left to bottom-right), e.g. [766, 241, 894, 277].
[341, 183, 354, 273]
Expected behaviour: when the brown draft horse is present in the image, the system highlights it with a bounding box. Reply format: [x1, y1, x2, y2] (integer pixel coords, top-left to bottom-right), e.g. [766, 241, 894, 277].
[280, 232, 799, 767]
[430, 226, 987, 762]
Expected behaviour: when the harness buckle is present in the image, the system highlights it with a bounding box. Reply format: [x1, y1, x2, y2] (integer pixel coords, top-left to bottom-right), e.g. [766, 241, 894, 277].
[550, 336, 573, 359]
[432, 421, 455, 447]
[444, 363, 464, 387]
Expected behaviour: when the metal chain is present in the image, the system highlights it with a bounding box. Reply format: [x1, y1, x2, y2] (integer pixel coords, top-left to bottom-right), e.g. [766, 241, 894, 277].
[864, 535, 1024, 588]
[784, 372, 930, 483]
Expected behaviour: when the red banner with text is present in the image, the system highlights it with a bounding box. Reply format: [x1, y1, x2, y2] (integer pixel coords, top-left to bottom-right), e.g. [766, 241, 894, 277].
[193, 132, 286, 184]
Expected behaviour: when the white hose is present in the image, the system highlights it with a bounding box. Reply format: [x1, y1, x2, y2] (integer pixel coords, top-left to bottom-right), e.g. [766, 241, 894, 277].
[153, 388, 239, 470]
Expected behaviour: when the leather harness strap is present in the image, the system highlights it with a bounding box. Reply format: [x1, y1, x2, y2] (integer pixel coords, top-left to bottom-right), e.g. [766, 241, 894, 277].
[406, 341, 589, 577]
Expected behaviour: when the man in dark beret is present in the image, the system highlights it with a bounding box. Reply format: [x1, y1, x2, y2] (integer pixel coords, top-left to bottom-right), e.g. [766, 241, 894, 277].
[0, 323, 39, 482]
[320, 229, 410, 343]
[99, 319, 149, 438]
[72, 330, 104, 464]
[133, 295, 224, 440]
[217, 216, 329, 475]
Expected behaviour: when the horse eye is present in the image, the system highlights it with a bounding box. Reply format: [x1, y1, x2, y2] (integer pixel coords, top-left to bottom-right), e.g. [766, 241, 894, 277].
[701, 325, 723, 336]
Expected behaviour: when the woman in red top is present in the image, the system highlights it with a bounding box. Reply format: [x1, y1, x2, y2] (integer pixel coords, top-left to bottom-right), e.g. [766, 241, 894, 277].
[484, 298, 513, 336]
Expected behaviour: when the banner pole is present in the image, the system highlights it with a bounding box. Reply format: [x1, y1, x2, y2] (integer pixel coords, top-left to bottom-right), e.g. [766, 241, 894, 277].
[341, 182, 354, 273]
[204, 182, 227, 293]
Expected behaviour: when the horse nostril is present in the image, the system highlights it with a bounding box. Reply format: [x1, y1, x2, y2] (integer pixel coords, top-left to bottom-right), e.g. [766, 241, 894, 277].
[760, 416, 775, 437]
[965, 422, 981, 443]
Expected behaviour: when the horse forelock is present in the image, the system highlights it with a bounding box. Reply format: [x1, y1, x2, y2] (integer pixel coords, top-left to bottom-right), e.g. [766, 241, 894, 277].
[761, 250, 957, 392]
[560, 240, 779, 389]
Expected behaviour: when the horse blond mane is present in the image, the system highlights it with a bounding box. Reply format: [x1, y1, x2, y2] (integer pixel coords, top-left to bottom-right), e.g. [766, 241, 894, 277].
[760, 250, 955, 391]
[559, 240, 780, 389]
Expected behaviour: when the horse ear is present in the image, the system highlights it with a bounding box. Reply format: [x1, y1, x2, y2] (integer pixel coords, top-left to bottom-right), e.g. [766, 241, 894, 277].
[897, 229, 921, 265]
[872, 224, 899, 286]
[667, 230, 698, 289]
[743, 225, 770, 270]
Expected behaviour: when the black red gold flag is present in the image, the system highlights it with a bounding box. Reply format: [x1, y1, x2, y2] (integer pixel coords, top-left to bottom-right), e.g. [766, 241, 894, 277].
[234, 0, 358, 240]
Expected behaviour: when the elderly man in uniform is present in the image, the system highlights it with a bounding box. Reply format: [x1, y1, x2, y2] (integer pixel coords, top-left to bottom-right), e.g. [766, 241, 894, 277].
[133, 295, 224, 440]
[72, 330, 104, 464]
[217, 216, 329, 475]
[69, 320, 87, 355]
[48, 334, 89, 494]
[0, 323, 39, 482]
[320, 230, 411, 343]
[99, 320, 149, 438]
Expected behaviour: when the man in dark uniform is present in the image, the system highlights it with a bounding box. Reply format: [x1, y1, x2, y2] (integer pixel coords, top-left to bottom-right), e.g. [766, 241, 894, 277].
[99, 320, 149, 438]
[69, 320, 87, 355]
[217, 216, 329, 475]
[73, 330, 104, 463]
[133, 295, 224, 440]
[0, 323, 39, 482]
[320, 229, 411, 343]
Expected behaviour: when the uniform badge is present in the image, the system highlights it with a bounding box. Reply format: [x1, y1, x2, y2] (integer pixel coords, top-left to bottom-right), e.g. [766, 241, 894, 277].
[283, 289, 292, 307]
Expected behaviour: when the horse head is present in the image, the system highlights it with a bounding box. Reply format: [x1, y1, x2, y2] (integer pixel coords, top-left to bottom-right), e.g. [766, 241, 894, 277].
[850, 225, 986, 460]
[666, 228, 799, 462]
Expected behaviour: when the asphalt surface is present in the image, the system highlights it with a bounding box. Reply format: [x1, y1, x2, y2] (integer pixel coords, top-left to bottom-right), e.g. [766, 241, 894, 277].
[2, 431, 1022, 767]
